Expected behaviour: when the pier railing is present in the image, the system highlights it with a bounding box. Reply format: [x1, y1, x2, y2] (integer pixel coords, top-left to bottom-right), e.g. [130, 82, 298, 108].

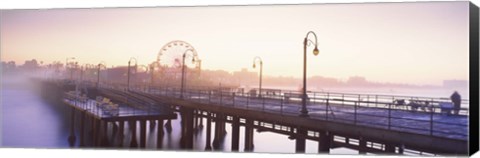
[122, 84, 468, 140]
[64, 90, 162, 118]
[60, 80, 468, 140]
[123, 84, 469, 114]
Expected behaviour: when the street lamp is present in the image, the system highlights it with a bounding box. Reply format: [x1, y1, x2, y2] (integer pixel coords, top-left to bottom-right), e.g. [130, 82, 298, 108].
[252, 56, 263, 98]
[137, 65, 149, 91]
[79, 65, 84, 82]
[127, 57, 137, 91]
[97, 62, 107, 88]
[65, 57, 75, 69]
[149, 61, 160, 86]
[65, 57, 75, 80]
[180, 49, 198, 99]
[300, 31, 320, 117]
[83, 64, 92, 82]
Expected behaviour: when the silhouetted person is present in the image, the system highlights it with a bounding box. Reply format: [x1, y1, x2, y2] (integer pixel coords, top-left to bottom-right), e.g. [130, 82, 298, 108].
[450, 91, 461, 115]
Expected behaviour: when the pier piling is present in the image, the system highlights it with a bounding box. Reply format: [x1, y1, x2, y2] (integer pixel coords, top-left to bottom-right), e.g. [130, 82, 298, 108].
[359, 137, 367, 154]
[157, 119, 164, 149]
[130, 121, 138, 148]
[140, 120, 147, 148]
[205, 113, 212, 150]
[68, 107, 76, 147]
[244, 119, 254, 151]
[295, 127, 306, 153]
[119, 121, 125, 147]
[231, 116, 240, 151]
[318, 131, 330, 153]
[79, 111, 86, 147]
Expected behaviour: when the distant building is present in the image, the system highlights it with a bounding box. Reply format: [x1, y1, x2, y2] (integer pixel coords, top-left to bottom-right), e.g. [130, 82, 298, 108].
[1, 61, 16, 73]
[21, 59, 39, 70]
[105, 66, 128, 83]
[347, 76, 369, 86]
[232, 68, 257, 86]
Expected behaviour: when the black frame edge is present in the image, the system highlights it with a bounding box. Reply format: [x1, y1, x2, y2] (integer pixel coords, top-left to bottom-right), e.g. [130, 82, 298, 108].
[469, 1, 480, 156]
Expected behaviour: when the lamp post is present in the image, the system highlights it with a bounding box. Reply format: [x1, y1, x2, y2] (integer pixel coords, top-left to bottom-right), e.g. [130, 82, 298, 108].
[65, 57, 75, 80]
[97, 62, 106, 88]
[137, 65, 149, 91]
[149, 62, 156, 86]
[300, 31, 320, 117]
[127, 57, 137, 91]
[71, 62, 79, 81]
[79, 65, 84, 82]
[83, 64, 92, 82]
[252, 56, 263, 98]
[180, 49, 197, 99]
[65, 57, 75, 69]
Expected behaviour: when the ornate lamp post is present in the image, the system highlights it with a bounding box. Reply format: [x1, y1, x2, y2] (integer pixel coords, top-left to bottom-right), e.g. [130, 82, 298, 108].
[127, 57, 137, 91]
[97, 62, 107, 88]
[149, 62, 157, 86]
[65, 57, 75, 80]
[300, 31, 320, 117]
[180, 49, 197, 99]
[252, 56, 263, 98]
[65, 57, 75, 69]
[137, 65, 149, 91]
[79, 65, 84, 82]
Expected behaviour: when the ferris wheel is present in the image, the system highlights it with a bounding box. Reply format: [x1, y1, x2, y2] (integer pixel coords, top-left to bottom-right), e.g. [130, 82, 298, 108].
[157, 40, 201, 75]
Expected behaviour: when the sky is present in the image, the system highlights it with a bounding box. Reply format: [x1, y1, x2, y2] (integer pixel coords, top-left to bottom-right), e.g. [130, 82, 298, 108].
[0, 1, 470, 86]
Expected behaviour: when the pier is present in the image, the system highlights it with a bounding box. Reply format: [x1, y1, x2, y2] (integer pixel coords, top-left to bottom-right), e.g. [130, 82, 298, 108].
[40, 79, 469, 155]
[40, 80, 177, 148]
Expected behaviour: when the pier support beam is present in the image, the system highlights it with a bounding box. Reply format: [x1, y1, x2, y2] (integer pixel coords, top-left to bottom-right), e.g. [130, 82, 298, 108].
[97, 120, 103, 147]
[359, 137, 367, 155]
[385, 143, 395, 153]
[93, 118, 100, 146]
[100, 121, 109, 147]
[157, 119, 164, 149]
[165, 119, 172, 133]
[198, 111, 204, 129]
[212, 114, 220, 149]
[88, 115, 94, 146]
[193, 110, 198, 132]
[149, 120, 156, 130]
[130, 121, 138, 148]
[244, 119, 254, 152]
[111, 122, 117, 139]
[118, 121, 125, 147]
[205, 113, 212, 151]
[398, 144, 405, 154]
[180, 110, 186, 149]
[295, 127, 307, 153]
[184, 108, 194, 149]
[140, 120, 147, 148]
[68, 107, 76, 147]
[318, 131, 330, 153]
[231, 116, 240, 151]
[213, 113, 226, 149]
[221, 114, 227, 136]
[79, 111, 86, 147]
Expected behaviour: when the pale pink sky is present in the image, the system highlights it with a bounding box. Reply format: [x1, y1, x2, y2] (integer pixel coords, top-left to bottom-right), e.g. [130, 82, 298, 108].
[0, 2, 470, 85]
